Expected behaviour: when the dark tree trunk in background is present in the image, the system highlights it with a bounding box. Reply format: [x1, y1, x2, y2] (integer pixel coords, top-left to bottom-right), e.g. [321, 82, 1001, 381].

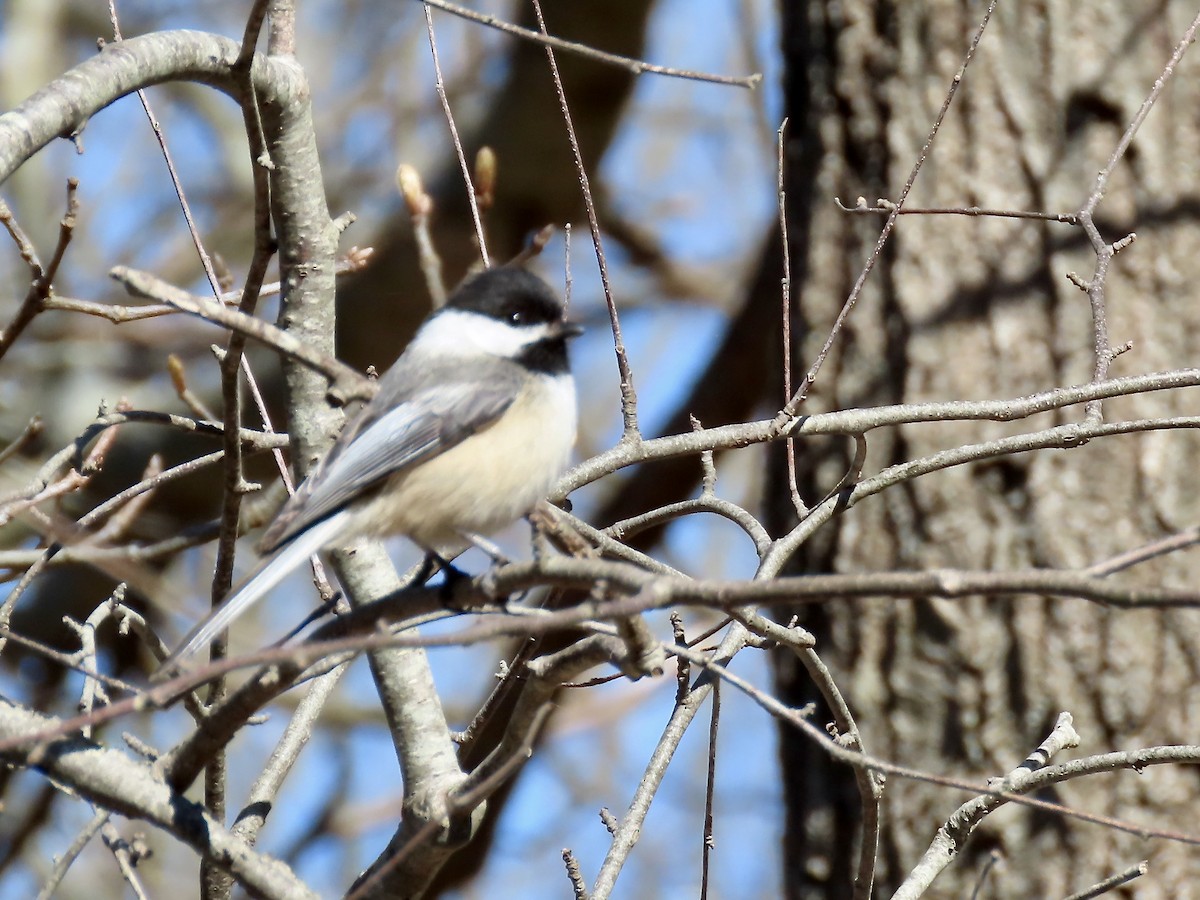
[336, 0, 652, 372]
[770, 3, 1200, 897]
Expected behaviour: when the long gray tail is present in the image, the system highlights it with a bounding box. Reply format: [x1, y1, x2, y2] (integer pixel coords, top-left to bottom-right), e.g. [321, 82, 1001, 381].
[159, 510, 351, 673]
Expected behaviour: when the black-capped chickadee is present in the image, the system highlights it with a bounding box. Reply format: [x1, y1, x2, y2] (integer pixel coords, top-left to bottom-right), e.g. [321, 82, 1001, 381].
[165, 266, 581, 668]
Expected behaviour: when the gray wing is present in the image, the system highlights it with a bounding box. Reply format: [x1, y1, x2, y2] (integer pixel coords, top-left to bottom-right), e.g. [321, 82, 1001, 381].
[261, 365, 518, 551]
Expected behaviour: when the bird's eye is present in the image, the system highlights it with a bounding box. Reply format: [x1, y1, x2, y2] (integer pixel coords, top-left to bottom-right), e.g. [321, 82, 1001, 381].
[509, 311, 526, 325]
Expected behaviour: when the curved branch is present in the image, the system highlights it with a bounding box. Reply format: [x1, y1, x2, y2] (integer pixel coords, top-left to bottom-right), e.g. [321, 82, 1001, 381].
[0, 31, 292, 184]
[762, 414, 1200, 576]
[0, 699, 314, 899]
[557, 368, 1200, 496]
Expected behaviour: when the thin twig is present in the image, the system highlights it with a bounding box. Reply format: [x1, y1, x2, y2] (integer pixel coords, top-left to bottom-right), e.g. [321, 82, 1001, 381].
[606, 495, 770, 559]
[107, 1, 222, 295]
[968, 850, 1003, 900]
[0, 180, 79, 361]
[530, 0, 639, 437]
[561, 368, 1200, 497]
[418, 0, 761, 88]
[835, 198, 1078, 223]
[424, 4, 489, 266]
[100, 821, 150, 900]
[1060, 861, 1148, 900]
[1087, 526, 1200, 577]
[800, 640, 880, 900]
[699, 681, 720, 900]
[774, 0, 1000, 425]
[109, 266, 369, 400]
[0, 195, 41, 268]
[591, 623, 753, 899]
[42, 253, 370, 325]
[0, 417, 43, 469]
[168, 355, 218, 420]
[232, 663, 351, 844]
[199, 9, 293, 883]
[563, 849, 590, 900]
[35, 809, 110, 900]
[778, 118, 805, 517]
[396, 164, 446, 306]
[0, 411, 127, 648]
[892, 713, 1081, 899]
[1076, 9, 1200, 422]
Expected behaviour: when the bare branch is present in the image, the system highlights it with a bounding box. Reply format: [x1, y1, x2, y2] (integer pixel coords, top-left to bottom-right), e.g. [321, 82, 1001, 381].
[531, 0, 640, 438]
[417, 0, 761, 89]
[109, 265, 370, 401]
[893, 712, 1081, 899]
[1060, 862, 1149, 900]
[0, 700, 316, 898]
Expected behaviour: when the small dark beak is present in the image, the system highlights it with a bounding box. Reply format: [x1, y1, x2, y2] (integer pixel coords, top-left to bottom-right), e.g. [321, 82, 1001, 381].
[554, 320, 585, 339]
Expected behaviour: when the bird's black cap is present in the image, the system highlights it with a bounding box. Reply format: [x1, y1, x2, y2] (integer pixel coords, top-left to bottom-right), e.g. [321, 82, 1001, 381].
[446, 267, 565, 327]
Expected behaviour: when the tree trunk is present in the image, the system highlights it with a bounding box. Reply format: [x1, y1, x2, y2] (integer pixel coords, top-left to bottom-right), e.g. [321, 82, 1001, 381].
[772, 2, 1200, 896]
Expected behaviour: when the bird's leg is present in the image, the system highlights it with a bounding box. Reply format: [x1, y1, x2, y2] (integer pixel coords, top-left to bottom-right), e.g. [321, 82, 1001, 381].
[462, 531, 532, 610]
[414, 551, 443, 585]
[455, 531, 535, 613]
[434, 551, 473, 582]
[415, 549, 476, 611]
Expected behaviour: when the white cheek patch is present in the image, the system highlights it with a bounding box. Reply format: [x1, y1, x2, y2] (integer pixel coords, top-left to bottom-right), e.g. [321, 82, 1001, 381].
[411, 309, 553, 359]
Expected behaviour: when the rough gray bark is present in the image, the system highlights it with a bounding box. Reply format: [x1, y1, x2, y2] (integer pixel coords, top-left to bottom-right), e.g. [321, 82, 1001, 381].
[772, 2, 1200, 897]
